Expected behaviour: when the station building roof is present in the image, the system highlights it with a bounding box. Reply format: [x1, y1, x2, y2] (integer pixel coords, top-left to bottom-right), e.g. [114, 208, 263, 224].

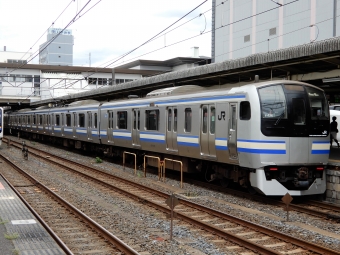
[22, 36, 340, 107]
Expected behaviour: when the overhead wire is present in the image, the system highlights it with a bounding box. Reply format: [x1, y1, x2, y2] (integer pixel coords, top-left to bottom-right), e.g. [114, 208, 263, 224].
[18, 0, 75, 62]
[10, 0, 326, 100]
[8, 0, 95, 76]
[8, 0, 219, 92]
[53, 0, 299, 89]
[47, 5, 340, 93]
[11, 0, 102, 101]
[59, 0, 300, 91]
[3, 0, 76, 89]
[50, 0, 209, 91]
[13, 0, 105, 103]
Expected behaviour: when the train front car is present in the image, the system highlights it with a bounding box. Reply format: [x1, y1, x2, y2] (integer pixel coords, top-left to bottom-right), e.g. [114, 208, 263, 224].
[241, 81, 329, 196]
[0, 107, 3, 146]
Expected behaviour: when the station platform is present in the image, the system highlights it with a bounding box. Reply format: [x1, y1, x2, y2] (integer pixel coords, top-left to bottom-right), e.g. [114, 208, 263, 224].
[0, 175, 66, 255]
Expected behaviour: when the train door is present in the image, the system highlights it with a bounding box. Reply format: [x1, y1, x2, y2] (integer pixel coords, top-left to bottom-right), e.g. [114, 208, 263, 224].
[228, 103, 238, 160]
[284, 86, 309, 162]
[87, 111, 93, 141]
[200, 105, 216, 157]
[132, 109, 141, 147]
[72, 112, 77, 138]
[166, 107, 178, 152]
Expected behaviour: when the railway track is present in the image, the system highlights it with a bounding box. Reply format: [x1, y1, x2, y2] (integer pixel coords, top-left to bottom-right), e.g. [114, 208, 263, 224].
[170, 173, 340, 222]
[4, 138, 340, 255]
[0, 152, 139, 255]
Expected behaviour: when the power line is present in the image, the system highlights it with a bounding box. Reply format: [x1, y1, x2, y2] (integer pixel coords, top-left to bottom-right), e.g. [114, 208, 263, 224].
[51, 0, 209, 90]
[18, 0, 75, 63]
[7, 0, 317, 98]
[52, 0, 300, 91]
[7, 0, 214, 92]
[7, 0, 96, 75]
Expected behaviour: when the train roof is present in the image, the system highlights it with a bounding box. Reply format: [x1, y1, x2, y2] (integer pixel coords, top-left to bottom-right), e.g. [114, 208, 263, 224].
[146, 85, 207, 97]
[251, 79, 323, 90]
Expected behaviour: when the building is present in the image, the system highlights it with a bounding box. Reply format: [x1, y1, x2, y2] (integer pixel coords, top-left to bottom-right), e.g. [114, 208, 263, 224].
[0, 47, 210, 106]
[0, 46, 32, 64]
[39, 28, 73, 66]
[212, 0, 339, 63]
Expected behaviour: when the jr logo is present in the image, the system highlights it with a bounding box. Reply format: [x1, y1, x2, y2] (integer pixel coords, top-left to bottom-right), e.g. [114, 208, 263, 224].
[218, 111, 225, 120]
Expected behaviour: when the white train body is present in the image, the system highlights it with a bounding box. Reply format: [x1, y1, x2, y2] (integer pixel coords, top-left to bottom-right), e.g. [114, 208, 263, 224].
[6, 81, 330, 196]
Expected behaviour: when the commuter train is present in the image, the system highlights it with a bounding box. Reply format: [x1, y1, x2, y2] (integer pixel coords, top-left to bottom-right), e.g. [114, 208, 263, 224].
[6, 80, 330, 196]
[0, 107, 3, 146]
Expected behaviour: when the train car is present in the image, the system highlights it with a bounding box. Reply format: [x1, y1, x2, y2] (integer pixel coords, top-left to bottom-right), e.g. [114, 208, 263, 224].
[6, 80, 330, 196]
[0, 107, 3, 146]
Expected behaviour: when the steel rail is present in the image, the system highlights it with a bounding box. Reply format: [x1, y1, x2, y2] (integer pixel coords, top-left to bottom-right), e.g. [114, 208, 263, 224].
[0, 152, 140, 255]
[0, 169, 73, 255]
[163, 168, 340, 221]
[10, 140, 339, 255]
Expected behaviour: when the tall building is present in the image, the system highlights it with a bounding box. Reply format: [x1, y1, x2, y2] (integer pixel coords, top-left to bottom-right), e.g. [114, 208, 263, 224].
[212, 0, 339, 63]
[39, 28, 73, 66]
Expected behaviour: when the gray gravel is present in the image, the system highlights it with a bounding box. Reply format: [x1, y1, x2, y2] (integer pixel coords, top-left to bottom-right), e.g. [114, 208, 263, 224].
[2, 137, 340, 254]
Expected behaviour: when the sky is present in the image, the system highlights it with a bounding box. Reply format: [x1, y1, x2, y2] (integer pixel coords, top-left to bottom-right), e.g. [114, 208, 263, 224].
[0, 0, 212, 68]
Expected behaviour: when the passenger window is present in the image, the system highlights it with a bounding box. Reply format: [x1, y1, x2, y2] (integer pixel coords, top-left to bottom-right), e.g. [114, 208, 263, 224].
[292, 98, 306, 125]
[79, 113, 85, 127]
[210, 106, 215, 134]
[87, 112, 92, 127]
[185, 108, 192, 132]
[27, 115, 31, 124]
[39, 115, 43, 125]
[202, 107, 208, 133]
[56, 115, 60, 126]
[33, 115, 36, 125]
[108, 111, 113, 128]
[94, 113, 97, 128]
[240, 101, 251, 120]
[137, 111, 140, 130]
[168, 109, 172, 131]
[133, 111, 136, 129]
[66, 114, 71, 126]
[73, 113, 77, 127]
[174, 109, 177, 132]
[146, 110, 159, 131]
[117, 111, 127, 129]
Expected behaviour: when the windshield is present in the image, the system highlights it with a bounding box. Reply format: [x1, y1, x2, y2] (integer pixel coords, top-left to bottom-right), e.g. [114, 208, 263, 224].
[305, 87, 329, 120]
[259, 85, 287, 119]
[258, 83, 329, 137]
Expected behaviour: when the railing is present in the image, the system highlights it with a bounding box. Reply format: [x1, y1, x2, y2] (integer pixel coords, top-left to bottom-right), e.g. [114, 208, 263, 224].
[163, 158, 183, 188]
[143, 155, 161, 179]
